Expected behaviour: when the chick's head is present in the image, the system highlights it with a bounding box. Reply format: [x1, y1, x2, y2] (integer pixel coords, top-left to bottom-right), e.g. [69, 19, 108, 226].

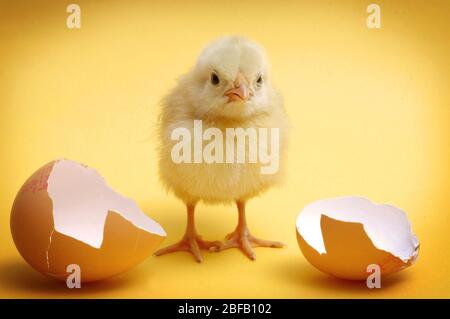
[186, 36, 275, 120]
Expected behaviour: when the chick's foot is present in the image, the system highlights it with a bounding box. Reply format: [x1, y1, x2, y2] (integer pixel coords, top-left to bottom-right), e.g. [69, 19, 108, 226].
[212, 228, 285, 260]
[154, 235, 221, 263]
[155, 202, 221, 262]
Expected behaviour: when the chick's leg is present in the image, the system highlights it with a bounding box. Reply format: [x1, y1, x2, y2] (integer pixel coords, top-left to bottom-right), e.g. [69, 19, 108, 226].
[213, 201, 285, 260]
[154, 203, 220, 262]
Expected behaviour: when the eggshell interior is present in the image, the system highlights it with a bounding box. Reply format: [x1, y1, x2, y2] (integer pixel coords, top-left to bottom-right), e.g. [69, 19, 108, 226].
[10, 159, 166, 282]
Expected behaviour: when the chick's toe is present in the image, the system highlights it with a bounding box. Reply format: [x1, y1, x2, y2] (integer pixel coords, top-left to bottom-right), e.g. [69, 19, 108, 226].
[212, 229, 285, 261]
[155, 235, 221, 263]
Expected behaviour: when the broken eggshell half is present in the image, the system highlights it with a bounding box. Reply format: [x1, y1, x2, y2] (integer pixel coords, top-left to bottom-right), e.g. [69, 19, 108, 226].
[296, 196, 419, 280]
[10, 159, 166, 283]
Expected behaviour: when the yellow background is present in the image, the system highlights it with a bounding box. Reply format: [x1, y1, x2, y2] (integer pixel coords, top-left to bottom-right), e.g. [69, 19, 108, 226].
[0, 0, 449, 298]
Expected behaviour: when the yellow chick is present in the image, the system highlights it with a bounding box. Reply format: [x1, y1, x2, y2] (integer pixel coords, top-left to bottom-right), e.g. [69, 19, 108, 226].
[155, 36, 289, 262]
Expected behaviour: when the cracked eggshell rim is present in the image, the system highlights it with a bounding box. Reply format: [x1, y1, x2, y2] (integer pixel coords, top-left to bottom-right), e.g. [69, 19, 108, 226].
[10, 159, 166, 282]
[295, 196, 420, 280]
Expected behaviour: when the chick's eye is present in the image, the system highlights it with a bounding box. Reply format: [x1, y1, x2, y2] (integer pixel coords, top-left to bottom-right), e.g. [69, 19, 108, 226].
[211, 72, 220, 85]
[256, 75, 263, 86]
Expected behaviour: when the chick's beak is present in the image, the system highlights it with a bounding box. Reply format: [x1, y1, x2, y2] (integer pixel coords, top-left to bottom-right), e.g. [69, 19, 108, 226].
[224, 72, 250, 102]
